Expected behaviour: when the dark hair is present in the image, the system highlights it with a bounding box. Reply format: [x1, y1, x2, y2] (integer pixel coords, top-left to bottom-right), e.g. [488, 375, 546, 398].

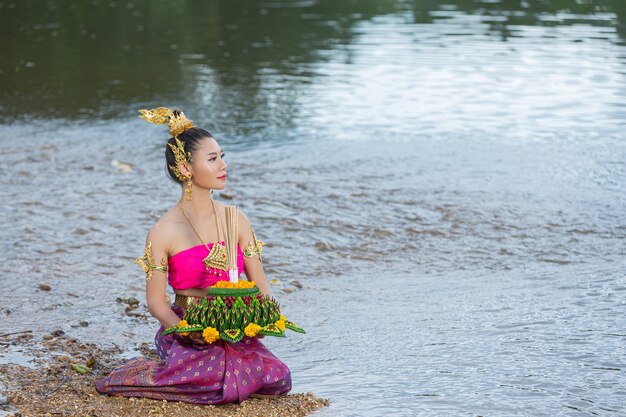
[165, 126, 214, 184]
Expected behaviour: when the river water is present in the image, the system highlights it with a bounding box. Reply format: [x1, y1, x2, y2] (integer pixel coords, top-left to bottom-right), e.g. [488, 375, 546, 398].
[1, 1, 625, 416]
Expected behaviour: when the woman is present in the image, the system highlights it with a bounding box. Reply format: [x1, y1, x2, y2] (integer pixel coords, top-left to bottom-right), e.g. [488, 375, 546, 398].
[95, 107, 291, 404]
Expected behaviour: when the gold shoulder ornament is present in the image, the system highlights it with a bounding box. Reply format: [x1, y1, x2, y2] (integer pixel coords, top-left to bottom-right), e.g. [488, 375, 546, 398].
[243, 229, 265, 262]
[134, 241, 168, 281]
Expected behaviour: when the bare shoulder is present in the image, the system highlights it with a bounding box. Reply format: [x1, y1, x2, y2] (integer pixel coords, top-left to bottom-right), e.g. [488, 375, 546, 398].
[145, 206, 183, 249]
[237, 207, 258, 239]
[237, 207, 251, 225]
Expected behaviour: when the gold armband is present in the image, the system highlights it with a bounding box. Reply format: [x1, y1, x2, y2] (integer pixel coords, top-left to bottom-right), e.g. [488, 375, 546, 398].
[134, 241, 168, 281]
[243, 230, 265, 262]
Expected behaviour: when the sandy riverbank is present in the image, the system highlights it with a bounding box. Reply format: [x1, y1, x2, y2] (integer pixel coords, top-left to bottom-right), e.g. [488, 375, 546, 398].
[0, 332, 328, 417]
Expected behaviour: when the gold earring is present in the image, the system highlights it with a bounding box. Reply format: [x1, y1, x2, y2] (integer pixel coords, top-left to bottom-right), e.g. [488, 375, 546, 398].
[185, 175, 193, 201]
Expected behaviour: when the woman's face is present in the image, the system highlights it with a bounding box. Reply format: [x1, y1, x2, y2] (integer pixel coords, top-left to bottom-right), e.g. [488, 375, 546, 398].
[186, 137, 227, 190]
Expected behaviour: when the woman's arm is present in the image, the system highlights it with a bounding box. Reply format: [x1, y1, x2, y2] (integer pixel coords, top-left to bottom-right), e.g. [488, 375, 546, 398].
[238, 210, 271, 296]
[139, 227, 181, 328]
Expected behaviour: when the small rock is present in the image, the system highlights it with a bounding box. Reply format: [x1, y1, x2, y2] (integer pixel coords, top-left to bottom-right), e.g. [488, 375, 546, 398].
[282, 287, 295, 294]
[111, 159, 134, 173]
[79, 321, 89, 327]
[290, 280, 303, 289]
[38, 284, 51, 291]
[126, 310, 147, 320]
[117, 296, 140, 307]
[51, 329, 64, 337]
[43, 334, 53, 340]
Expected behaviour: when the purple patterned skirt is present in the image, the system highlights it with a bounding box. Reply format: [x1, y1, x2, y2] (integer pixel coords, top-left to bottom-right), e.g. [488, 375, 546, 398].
[95, 305, 291, 404]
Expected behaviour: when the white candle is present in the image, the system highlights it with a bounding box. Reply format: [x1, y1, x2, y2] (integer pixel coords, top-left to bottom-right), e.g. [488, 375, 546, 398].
[229, 267, 238, 284]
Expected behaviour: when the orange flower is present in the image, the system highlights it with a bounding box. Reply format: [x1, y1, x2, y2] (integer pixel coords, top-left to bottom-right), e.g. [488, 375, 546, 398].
[202, 327, 220, 344]
[274, 319, 286, 332]
[178, 320, 189, 336]
[212, 280, 256, 289]
[244, 323, 261, 338]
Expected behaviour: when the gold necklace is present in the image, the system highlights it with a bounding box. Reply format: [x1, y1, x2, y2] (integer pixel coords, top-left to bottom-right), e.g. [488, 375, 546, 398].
[177, 199, 229, 273]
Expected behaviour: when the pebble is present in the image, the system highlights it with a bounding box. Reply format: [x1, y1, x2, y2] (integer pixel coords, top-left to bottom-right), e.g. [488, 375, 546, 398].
[38, 284, 51, 291]
[117, 297, 140, 307]
[111, 159, 134, 173]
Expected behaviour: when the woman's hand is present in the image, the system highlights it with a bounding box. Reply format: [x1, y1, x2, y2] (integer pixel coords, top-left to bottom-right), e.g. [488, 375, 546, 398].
[187, 332, 208, 346]
[175, 331, 208, 347]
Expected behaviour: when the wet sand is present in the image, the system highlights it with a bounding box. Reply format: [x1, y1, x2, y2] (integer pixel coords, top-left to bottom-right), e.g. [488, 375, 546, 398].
[0, 332, 328, 417]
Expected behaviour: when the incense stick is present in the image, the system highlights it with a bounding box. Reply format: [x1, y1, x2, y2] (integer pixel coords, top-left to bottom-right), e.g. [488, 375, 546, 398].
[222, 205, 239, 283]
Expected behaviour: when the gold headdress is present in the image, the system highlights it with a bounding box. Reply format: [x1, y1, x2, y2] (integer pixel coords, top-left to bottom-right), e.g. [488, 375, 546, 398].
[138, 107, 195, 137]
[138, 107, 196, 182]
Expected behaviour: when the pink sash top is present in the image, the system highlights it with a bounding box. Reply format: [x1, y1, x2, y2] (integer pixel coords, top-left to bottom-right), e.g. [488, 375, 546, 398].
[167, 242, 245, 290]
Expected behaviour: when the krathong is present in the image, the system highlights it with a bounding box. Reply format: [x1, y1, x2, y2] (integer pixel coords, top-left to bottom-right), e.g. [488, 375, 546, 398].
[162, 205, 304, 344]
[161, 280, 305, 343]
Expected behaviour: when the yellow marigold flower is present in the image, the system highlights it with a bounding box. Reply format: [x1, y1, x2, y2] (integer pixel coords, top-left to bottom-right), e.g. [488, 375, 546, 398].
[212, 280, 256, 289]
[275, 319, 286, 332]
[202, 327, 220, 344]
[244, 323, 261, 338]
[178, 319, 189, 336]
[280, 314, 287, 322]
